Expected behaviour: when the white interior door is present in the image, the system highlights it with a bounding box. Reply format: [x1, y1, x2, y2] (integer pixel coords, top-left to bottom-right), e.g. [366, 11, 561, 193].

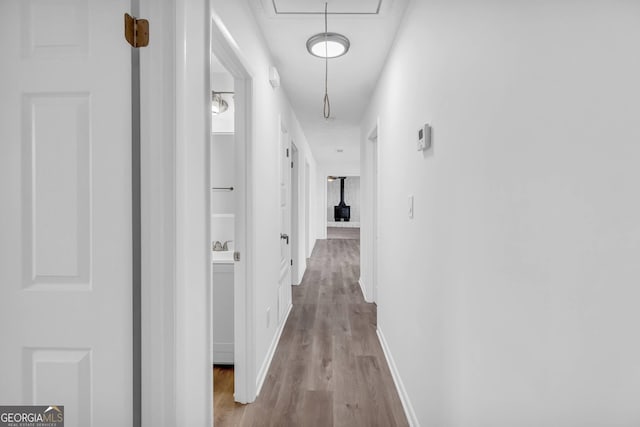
[277, 122, 292, 323]
[0, 1, 133, 426]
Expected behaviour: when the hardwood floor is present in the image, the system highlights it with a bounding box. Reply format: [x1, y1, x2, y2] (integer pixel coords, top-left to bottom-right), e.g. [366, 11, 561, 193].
[213, 365, 247, 426]
[212, 238, 408, 426]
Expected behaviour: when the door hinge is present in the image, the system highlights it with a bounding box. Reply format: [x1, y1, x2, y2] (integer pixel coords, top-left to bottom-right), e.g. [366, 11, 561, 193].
[124, 13, 149, 48]
[286, 148, 289, 157]
[291, 161, 293, 169]
[234, 251, 240, 262]
[290, 259, 293, 266]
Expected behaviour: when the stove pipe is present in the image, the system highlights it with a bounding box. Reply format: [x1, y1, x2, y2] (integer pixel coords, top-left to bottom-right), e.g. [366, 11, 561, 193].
[333, 177, 350, 222]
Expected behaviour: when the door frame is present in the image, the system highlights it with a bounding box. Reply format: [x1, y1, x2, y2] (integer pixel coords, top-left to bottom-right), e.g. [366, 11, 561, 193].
[291, 142, 300, 285]
[367, 121, 380, 303]
[173, 0, 213, 424]
[143, 3, 257, 425]
[140, 1, 257, 425]
[305, 160, 312, 258]
[139, 0, 182, 425]
[324, 173, 360, 231]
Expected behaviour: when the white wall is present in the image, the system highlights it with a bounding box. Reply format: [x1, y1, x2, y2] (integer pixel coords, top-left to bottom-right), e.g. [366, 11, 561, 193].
[211, 0, 321, 395]
[311, 125, 361, 170]
[210, 134, 234, 216]
[361, 1, 640, 425]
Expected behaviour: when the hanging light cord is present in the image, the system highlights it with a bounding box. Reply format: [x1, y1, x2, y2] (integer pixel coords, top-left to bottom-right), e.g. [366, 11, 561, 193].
[323, 2, 331, 119]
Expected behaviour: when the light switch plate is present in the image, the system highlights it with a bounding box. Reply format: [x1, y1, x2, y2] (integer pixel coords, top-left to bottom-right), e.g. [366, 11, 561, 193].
[417, 124, 431, 151]
[408, 195, 414, 219]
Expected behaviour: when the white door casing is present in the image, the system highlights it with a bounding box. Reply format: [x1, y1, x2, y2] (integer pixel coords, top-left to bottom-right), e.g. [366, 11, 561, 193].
[209, 11, 256, 405]
[305, 161, 311, 258]
[0, 1, 132, 426]
[368, 122, 379, 303]
[290, 143, 299, 286]
[278, 120, 292, 323]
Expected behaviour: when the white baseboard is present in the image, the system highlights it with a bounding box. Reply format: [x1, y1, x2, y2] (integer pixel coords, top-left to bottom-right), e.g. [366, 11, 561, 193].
[327, 221, 360, 228]
[377, 327, 420, 427]
[255, 303, 293, 395]
[293, 260, 307, 286]
[358, 277, 371, 303]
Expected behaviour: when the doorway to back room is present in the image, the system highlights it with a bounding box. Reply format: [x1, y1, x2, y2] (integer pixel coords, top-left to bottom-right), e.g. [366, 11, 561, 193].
[210, 52, 236, 407]
[326, 175, 360, 239]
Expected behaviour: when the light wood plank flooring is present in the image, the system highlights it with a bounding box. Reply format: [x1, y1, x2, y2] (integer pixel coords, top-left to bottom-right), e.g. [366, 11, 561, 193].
[213, 238, 408, 426]
[326, 226, 360, 240]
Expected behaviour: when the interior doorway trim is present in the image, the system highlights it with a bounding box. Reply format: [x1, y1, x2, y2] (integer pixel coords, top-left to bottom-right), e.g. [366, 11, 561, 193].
[367, 120, 379, 303]
[323, 172, 360, 235]
[210, 11, 256, 404]
[291, 143, 300, 285]
[305, 161, 311, 258]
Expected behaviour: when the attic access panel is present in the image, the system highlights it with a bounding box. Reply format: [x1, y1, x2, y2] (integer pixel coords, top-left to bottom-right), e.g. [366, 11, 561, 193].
[271, 0, 383, 14]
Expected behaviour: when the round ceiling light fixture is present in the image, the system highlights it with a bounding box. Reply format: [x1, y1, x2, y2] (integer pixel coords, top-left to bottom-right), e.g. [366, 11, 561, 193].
[310, 2, 349, 119]
[306, 33, 350, 59]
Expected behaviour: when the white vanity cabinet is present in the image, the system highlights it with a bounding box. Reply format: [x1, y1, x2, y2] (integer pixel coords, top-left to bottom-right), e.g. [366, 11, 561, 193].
[212, 261, 234, 364]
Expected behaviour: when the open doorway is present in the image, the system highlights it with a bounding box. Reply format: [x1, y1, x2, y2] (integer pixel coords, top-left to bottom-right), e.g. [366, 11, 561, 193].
[326, 175, 361, 239]
[210, 53, 236, 410]
[209, 14, 256, 413]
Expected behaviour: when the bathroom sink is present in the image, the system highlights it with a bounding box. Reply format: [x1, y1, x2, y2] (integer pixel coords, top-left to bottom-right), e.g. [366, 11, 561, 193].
[212, 250, 234, 264]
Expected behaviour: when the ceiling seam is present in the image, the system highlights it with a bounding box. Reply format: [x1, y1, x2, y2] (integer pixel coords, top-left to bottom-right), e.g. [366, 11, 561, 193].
[271, 0, 382, 15]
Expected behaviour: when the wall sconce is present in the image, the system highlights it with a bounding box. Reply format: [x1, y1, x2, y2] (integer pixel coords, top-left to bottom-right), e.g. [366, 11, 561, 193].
[212, 91, 234, 115]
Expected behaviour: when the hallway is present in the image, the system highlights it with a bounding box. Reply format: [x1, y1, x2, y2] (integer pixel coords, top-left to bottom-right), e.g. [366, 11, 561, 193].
[214, 238, 408, 426]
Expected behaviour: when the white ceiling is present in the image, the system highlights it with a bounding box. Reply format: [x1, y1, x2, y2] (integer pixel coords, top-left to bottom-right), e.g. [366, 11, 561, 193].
[249, 0, 408, 167]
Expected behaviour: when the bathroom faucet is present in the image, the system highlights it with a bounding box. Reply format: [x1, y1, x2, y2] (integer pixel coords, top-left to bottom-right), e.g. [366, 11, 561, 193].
[212, 240, 232, 251]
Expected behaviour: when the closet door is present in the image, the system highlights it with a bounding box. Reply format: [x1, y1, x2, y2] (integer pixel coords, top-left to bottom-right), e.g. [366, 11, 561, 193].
[0, 1, 133, 425]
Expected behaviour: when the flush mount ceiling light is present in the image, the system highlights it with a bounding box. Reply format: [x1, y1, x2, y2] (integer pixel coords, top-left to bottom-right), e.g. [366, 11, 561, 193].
[306, 33, 350, 59]
[306, 2, 350, 119]
[211, 92, 230, 115]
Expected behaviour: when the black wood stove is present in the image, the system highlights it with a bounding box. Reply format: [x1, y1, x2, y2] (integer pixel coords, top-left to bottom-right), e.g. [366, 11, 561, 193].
[333, 177, 351, 222]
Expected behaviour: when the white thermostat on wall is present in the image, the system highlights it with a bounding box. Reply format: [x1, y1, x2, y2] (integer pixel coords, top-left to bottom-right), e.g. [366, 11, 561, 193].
[417, 124, 431, 151]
